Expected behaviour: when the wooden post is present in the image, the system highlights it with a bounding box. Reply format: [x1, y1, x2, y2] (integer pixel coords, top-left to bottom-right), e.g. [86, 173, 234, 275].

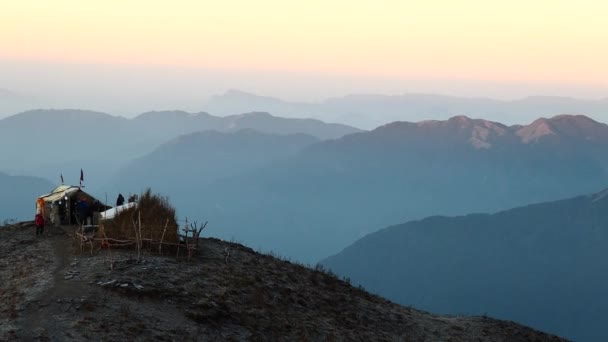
[137, 211, 142, 261]
[67, 199, 71, 225]
[102, 227, 114, 271]
[159, 218, 169, 254]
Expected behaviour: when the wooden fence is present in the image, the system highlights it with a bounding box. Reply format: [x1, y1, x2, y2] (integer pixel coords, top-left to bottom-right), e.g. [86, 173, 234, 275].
[75, 214, 208, 262]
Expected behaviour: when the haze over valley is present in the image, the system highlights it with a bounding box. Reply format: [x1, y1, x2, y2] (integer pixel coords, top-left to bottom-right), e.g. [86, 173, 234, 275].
[3, 1, 608, 340]
[3, 109, 608, 262]
[2, 98, 608, 341]
[3, 87, 608, 129]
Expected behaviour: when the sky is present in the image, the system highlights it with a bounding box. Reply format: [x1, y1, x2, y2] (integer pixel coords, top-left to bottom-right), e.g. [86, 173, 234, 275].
[1, 0, 607, 115]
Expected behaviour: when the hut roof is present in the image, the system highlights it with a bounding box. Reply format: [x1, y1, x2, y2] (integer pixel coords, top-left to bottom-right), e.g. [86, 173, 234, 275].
[38, 185, 100, 203]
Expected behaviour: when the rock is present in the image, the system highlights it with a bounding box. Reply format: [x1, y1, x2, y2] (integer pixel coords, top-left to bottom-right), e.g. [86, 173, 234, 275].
[99, 279, 117, 287]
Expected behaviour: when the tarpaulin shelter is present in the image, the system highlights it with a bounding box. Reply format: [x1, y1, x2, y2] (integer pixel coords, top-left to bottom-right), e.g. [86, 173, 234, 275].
[37, 185, 110, 225]
[99, 202, 137, 220]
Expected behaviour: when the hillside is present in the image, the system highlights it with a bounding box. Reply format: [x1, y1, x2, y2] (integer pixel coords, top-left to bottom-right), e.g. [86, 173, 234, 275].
[133, 110, 359, 140]
[0, 172, 54, 222]
[0, 223, 565, 341]
[322, 189, 608, 342]
[0, 109, 359, 188]
[182, 114, 608, 262]
[111, 129, 319, 195]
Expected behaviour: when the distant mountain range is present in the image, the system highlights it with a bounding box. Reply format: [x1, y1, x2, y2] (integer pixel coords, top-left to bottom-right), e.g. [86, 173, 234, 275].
[4, 108, 608, 266]
[0, 172, 54, 222]
[111, 129, 319, 196]
[322, 188, 608, 342]
[4, 88, 608, 130]
[3, 104, 607, 339]
[133, 110, 359, 140]
[0, 109, 358, 189]
[204, 89, 608, 129]
[169, 114, 608, 263]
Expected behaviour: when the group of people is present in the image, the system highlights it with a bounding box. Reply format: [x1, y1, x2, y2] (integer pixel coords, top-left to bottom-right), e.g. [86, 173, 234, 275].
[34, 193, 136, 236]
[116, 193, 138, 206]
[34, 196, 97, 236]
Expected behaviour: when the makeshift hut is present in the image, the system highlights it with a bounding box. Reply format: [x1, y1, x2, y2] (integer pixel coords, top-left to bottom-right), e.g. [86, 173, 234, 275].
[37, 185, 109, 226]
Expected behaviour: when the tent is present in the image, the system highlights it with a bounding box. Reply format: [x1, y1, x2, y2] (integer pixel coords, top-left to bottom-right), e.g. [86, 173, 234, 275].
[37, 185, 110, 225]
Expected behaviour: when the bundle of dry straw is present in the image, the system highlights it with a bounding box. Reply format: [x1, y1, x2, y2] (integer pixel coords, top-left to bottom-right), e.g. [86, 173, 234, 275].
[99, 189, 179, 249]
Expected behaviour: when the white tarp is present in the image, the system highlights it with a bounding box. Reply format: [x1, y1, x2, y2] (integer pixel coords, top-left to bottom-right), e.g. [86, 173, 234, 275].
[100, 202, 137, 220]
[39, 185, 80, 203]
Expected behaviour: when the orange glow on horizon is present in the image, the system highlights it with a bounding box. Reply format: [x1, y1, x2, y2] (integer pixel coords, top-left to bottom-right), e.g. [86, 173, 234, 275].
[1, 0, 608, 85]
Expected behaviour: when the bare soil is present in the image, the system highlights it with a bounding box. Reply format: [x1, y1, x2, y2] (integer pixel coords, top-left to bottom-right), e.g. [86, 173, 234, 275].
[0, 223, 567, 341]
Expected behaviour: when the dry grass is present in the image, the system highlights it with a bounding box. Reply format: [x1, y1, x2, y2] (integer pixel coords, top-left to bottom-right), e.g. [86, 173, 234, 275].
[99, 189, 179, 250]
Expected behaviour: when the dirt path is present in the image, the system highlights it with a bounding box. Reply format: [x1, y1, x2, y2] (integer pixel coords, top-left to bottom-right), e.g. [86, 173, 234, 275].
[1, 224, 54, 340]
[15, 226, 94, 341]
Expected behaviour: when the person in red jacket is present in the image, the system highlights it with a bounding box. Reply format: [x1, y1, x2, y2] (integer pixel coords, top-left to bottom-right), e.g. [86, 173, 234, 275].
[35, 213, 45, 236]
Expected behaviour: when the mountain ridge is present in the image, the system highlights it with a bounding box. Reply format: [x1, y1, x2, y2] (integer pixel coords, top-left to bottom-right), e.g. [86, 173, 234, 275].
[204, 89, 608, 129]
[373, 114, 608, 148]
[0, 109, 359, 190]
[322, 188, 608, 341]
[1, 109, 359, 140]
[182, 113, 608, 263]
[110, 129, 320, 197]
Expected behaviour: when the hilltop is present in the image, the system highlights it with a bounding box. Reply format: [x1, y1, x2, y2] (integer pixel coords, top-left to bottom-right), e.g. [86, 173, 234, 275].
[0, 223, 565, 341]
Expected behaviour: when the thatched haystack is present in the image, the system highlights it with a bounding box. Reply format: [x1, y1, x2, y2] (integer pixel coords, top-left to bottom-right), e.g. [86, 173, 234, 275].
[100, 189, 179, 247]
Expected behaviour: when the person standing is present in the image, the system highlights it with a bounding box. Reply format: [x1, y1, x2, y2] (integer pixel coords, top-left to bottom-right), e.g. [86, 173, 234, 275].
[78, 199, 89, 225]
[116, 193, 125, 206]
[35, 213, 45, 236]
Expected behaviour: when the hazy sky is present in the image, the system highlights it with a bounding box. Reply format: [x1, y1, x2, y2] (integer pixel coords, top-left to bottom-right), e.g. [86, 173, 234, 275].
[1, 0, 607, 115]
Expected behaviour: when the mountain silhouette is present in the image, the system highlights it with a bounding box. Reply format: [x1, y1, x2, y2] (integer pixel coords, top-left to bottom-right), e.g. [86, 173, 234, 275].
[133, 110, 359, 140]
[111, 129, 319, 197]
[322, 188, 608, 342]
[182, 115, 608, 262]
[0, 109, 359, 188]
[204, 90, 608, 129]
